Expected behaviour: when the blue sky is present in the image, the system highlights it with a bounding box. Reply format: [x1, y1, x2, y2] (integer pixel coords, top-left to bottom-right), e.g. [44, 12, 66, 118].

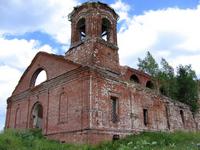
[1, 0, 200, 131]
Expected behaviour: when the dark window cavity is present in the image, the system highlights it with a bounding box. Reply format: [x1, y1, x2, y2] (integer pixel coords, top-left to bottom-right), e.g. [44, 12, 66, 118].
[146, 81, 154, 89]
[111, 96, 118, 123]
[143, 109, 148, 126]
[113, 134, 120, 141]
[180, 110, 185, 125]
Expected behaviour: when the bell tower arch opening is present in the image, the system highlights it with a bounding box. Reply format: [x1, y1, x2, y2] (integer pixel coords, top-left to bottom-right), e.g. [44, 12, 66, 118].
[101, 18, 111, 41]
[77, 18, 86, 41]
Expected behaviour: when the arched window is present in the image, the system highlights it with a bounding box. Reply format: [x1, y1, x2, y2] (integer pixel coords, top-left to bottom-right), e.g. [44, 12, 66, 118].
[30, 68, 47, 87]
[31, 102, 43, 129]
[101, 18, 111, 41]
[77, 18, 86, 41]
[130, 74, 140, 83]
[146, 81, 154, 89]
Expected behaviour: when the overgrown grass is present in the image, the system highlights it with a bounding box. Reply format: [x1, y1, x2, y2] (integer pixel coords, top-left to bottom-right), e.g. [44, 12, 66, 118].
[0, 129, 89, 150]
[0, 129, 200, 150]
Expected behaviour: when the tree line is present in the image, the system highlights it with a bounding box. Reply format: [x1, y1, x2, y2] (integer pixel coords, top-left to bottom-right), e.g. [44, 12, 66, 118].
[138, 51, 199, 112]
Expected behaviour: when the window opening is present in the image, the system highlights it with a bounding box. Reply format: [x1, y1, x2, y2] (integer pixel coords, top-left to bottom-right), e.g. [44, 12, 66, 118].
[31, 68, 47, 87]
[77, 18, 86, 40]
[146, 81, 154, 89]
[101, 18, 110, 41]
[113, 134, 120, 141]
[35, 70, 47, 86]
[143, 109, 148, 126]
[130, 74, 140, 83]
[180, 110, 185, 125]
[111, 96, 118, 123]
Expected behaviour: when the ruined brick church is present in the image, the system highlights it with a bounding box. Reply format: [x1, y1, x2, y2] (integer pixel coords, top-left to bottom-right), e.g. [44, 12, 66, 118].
[5, 1, 200, 144]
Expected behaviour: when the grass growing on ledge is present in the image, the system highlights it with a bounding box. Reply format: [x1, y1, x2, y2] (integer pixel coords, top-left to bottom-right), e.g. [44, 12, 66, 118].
[0, 129, 200, 150]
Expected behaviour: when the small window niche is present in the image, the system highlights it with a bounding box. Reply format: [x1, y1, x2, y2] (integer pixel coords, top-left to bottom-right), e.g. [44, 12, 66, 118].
[77, 18, 86, 41]
[143, 109, 148, 126]
[112, 134, 120, 141]
[101, 18, 110, 41]
[111, 96, 119, 123]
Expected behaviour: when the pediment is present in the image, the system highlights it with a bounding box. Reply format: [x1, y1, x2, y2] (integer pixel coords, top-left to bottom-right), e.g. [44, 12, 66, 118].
[12, 52, 81, 95]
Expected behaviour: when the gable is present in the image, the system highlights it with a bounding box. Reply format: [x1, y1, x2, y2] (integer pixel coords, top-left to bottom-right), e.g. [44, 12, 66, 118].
[12, 52, 81, 95]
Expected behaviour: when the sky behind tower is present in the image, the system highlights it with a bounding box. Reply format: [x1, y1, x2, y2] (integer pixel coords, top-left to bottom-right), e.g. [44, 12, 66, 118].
[1, 0, 200, 130]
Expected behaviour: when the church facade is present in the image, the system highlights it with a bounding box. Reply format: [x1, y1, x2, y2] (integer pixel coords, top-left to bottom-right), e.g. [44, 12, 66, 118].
[5, 2, 200, 144]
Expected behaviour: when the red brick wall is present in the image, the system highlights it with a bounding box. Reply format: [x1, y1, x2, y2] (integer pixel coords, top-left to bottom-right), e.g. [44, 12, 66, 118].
[5, 2, 200, 145]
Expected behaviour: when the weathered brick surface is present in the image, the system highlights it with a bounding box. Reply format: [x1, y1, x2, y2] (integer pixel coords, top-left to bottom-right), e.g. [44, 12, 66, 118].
[5, 1, 200, 145]
[65, 2, 119, 73]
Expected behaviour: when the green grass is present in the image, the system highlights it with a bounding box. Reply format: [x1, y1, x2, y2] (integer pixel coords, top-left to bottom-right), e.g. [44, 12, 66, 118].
[0, 129, 200, 150]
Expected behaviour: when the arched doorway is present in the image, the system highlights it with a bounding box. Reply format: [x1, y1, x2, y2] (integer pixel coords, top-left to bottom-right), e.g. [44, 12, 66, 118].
[30, 102, 43, 129]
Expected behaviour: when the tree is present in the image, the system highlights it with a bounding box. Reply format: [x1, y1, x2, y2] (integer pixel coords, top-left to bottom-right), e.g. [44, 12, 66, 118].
[158, 58, 177, 99]
[175, 65, 199, 112]
[137, 52, 199, 112]
[138, 51, 159, 77]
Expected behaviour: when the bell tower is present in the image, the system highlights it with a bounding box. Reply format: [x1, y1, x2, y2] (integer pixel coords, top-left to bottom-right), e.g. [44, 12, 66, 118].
[65, 2, 120, 73]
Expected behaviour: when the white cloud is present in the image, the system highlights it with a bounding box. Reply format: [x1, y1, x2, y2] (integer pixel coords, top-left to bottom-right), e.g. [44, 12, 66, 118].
[171, 54, 200, 76]
[0, 38, 54, 69]
[117, 3, 200, 76]
[0, 65, 22, 130]
[0, 37, 54, 130]
[0, 0, 78, 44]
[111, 0, 130, 22]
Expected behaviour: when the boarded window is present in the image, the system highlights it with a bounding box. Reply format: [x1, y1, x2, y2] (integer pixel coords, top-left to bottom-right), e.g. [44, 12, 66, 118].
[111, 96, 118, 123]
[143, 109, 148, 126]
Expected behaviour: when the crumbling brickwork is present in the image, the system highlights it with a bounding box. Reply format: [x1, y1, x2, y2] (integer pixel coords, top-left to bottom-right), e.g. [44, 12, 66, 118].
[5, 1, 200, 145]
